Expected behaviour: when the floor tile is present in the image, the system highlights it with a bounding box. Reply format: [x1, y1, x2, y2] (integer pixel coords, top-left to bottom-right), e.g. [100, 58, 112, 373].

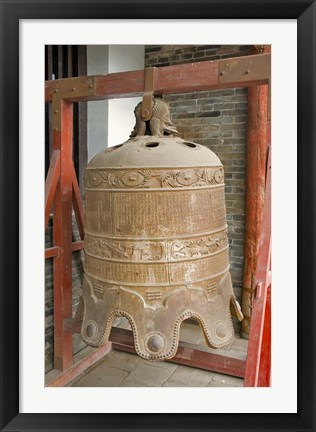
[118, 362, 175, 387]
[164, 365, 213, 387]
[74, 365, 129, 387]
[230, 337, 248, 352]
[162, 381, 191, 387]
[210, 372, 244, 387]
[179, 322, 205, 345]
[98, 350, 142, 372]
[143, 359, 178, 372]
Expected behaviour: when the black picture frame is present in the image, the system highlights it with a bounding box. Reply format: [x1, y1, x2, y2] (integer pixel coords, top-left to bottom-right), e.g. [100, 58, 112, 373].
[0, 1, 314, 431]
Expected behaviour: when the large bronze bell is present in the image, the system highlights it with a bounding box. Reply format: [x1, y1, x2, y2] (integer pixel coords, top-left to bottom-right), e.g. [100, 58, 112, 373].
[81, 97, 243, 360]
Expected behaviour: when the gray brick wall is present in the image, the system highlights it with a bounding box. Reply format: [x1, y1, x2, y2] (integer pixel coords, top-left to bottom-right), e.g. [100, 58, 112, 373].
[145, 45, 251, 66]
[145, 45, 250, 319]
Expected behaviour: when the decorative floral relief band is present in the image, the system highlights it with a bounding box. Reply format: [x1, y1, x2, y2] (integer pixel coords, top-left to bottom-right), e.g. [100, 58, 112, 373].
[84, 229, 229, 262]
[84, 166, 224, 190]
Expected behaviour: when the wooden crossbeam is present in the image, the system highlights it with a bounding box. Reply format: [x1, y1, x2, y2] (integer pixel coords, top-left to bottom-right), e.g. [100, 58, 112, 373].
[45, 246, 60, 259]
[111, 328, 246, 378]
[61, 323, 246, 379]
[45, 54, 270, 103]
[45, 241, 83, 260]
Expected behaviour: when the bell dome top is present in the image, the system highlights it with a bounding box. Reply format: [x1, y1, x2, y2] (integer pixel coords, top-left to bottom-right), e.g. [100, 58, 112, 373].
[88, 136, 221, 169]
[87, 97, 222, 169]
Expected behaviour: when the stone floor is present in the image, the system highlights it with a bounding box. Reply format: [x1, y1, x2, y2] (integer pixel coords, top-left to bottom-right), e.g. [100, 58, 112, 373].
[67, 320, 247, 387]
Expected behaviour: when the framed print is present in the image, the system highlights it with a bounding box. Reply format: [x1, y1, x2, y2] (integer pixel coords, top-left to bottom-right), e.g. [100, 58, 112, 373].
[0, 0, 315, 431]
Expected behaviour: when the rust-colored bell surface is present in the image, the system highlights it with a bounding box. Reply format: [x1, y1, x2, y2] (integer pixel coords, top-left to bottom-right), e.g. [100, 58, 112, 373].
[81, 97, 243, 360]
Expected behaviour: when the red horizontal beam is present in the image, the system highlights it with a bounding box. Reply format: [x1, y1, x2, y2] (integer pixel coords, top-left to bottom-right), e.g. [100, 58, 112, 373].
[45, 54, 270, 103]
[63, 321, 245, 378]
[45, 241, 84, 260]
[72, 240, 84, 252]
[110, 327, 246, 378]
[168, 346, 245, 378]
[45, 246, 60, 259]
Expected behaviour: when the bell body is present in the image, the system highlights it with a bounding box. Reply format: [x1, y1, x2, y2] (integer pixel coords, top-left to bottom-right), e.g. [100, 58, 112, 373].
[81, 99, 242, 360]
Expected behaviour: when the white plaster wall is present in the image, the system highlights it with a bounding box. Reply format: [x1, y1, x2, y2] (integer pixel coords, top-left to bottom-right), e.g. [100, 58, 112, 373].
[87, 45, 109, 160]
[87, 45, 144, 160]
[108, 45, 144, 147]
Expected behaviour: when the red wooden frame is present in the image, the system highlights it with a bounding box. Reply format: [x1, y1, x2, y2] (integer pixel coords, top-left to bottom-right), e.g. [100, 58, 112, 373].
[45, 52, 271, 386]
[244, 139, 271, 387]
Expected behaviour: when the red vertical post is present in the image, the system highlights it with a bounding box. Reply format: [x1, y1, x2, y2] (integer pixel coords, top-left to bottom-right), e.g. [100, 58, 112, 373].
[244, 141, 271, 387]
[241, 46, 271, 337]
[256, 119, 271, 387]
[52, 89, 74, 371]
[256, 284, 271, 386]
